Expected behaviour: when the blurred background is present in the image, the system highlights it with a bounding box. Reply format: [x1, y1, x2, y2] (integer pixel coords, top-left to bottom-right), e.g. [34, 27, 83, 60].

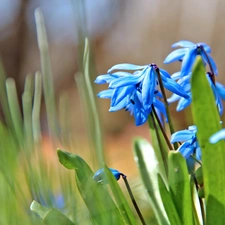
[0, 0, 225, 190]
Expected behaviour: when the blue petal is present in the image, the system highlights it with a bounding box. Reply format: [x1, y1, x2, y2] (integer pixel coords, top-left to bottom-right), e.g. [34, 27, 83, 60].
[142, 67, 155, 110]
[176, 97, 192, 111]
[97, 89, 113, 98]
[153, 98, 167, 121]
[164, 48, 187, 64]
[210, 129, 225, 143]
[111, 86, 134, 106]
[196, 147, 202, 160]
[109, 74, 141, 89]
[172, 40, 195, 48]
[181, 48, 197, 76]
[167, 93, 181, 103]
[171, 71, 182, 80]
[133, 95, 149, 126]
[179, 144, 195, 159]
[207, 54, 218, 75]
[159, 69, 171, 78]
[95, 74, 120, 84]
[216, 82, 225, 100]
[161, 76, 189, 98]
[107, 63, 146, 73]
[109, 97, 127, 111]
[171, 130, 194, 143]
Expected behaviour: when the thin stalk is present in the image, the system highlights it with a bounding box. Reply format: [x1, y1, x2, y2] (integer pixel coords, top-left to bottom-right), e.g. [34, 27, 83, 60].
[149, 112, 168, 176]
[121, 174, 147, 225]
[154, 66, 178, 149]
[152, 106, 173, 150]
[192, 174, 205, 225]
[200, 46, 215, 84]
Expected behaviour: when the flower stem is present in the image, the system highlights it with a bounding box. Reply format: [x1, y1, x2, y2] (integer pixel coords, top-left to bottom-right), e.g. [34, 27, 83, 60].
[152, 106, 173, 150]
[121, 174, 147, 225]
[149, 112, 168, 176]
[154, 66, 178, 149]
[200, 46, 215, 84]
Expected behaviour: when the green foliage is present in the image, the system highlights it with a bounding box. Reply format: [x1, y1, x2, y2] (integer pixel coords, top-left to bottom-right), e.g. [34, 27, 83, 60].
[191, 57, 225, 224]
[57, 149, 125, 225]
[133, 138, 169, 225]
[168, 152, 193, 225]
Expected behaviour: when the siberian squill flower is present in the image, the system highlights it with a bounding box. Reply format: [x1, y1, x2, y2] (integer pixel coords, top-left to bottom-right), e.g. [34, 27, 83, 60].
[95, 63, 189, 126]
[164, 40, 218, 76]
[168, 72, 225, 115]
[170, 125, 201, 161]
[210, 128, 225, 144]
[93, 168, 121, 183]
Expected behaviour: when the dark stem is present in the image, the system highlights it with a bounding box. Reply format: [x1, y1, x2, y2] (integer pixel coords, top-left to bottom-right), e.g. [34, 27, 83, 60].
[149, 113, 168, 176]
[152, 106, 173, 150]
[192, 174, 205, 225]
[200, 46, 215, 84]
[121, 174, 147, 225]
[154, 66, 178, 149]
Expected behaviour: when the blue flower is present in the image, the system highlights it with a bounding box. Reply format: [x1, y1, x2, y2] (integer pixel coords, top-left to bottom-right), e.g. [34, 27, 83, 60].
[93, 168, 121, 183]
[95, 63, 189, 126]
[210, 129, 225, 144]
[168, 72, 225, 115]
[164, 40, 218, 76]
[170, 125, 201, 160]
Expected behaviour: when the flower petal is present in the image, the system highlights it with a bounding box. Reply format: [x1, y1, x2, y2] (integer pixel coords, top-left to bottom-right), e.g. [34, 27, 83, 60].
[176, 97, 192, 111]
[180, 48, 197, 76]
[210, 129, 225, 143]
[171, 130, 194, 143]
[216, 82, 225, 100]
[111, 86, 134, 106]
[107, 63, 146, 73]
[161, 76, 189, 98]
[95, 74, 119, 84]
[142, 67, 155, 110]
[171, 71, 182, 80]
[109, 97, 127, 112]
[172, 40, 195, 48]
[198, 42, 211, 53]
[167, 93, 181, 103]
[164, 48, 188, 64]
[97, 89, 113, 98]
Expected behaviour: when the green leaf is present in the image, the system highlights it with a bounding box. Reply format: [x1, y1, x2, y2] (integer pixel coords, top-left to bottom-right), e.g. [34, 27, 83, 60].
[133, 138, 169, 225]
[191, 57, 225, 224]
[30, 200, 75, 225]
[57, 149, 124, 225]
[157, 175, 182, 225]
[103, 166, 138, 225]
[168, 151, 194, 225]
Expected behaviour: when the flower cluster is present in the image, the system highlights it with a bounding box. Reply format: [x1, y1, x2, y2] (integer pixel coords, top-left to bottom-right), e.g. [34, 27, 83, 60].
[95, 63, 189, 126]
[171, 125, 201, 160]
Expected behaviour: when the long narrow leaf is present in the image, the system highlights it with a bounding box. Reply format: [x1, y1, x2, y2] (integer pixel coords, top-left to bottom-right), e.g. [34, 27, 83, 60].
[168, 151, 194, 225]
[191, 57, 225, 224]
[133, 138, 169, 225]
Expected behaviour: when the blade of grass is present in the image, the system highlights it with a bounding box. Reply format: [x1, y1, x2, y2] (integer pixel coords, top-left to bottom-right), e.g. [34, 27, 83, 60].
[35, 8, 57, 138]
[22, 74, 34, 151]
[6, 78, 23, 147]
[32, 71, 42, 145]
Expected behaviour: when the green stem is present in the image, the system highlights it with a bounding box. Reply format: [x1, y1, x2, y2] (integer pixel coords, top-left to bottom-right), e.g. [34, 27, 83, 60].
[152, 106, 173, 150]
[149, 113, 168, 176]
[121, 174, 147, 225]
[154, 66, 178, 149]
